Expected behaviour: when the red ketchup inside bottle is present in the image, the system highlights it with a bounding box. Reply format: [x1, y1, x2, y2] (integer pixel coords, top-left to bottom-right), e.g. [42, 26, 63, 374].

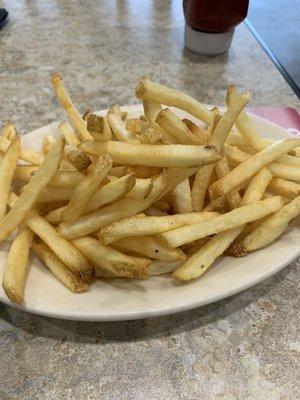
[183, 0, 249, 55]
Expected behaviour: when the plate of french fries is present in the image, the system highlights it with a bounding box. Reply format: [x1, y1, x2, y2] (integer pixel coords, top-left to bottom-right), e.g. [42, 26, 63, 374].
[0, 75, 299, 321]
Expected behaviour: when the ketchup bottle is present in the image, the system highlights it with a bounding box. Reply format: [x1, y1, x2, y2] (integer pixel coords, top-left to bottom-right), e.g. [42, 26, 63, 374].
[183, 0, 249, 55]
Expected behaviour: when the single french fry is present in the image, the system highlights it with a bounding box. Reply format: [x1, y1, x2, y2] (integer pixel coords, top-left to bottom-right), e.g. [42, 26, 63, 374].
[225, 144, 300, 183]
[81, 140, 219, 168]
[58, 122, 81, 146]
[215, 157, 241, 209]
[160, 196, 284, 248]
[94, 260, 183, 278]
[113, 235, 186, 261]
[227, 85, 300, 167]
[62, 154, 112, 222]
[2, 225, 34, 304]
[242, 196, 300, 252]
[27, 214, 92, 279]
[38, 186, 74, 203]
[143, 100, 162, 123]
[44, 206, 66, 224]
[136, 77, 212, 124]
[107, 105, 140, 143]
[33, 240, 88, 293]
[1, 121, 17, 140]
[72, 236, 150, 279]
[0, 139, 64, 243]
[87, 114, 112, 141]
[86, 173, 136, 213]
[156, 108, 206, 145]
[210, 139, 300, 198]
[241, 168, 273, 205]
[182, 118, 209, 144]
[161, 167, 199, 199]
[127, 178, 153, 199]
[0, 137, 20, 220]
[0, 136, 44, 165]
[63, 144, 91, 172]
[211, 92, 250, 152]
[99, 211, 218, 244]
[171, 179, 193, 213]
[126, 118, 148, 134]
[268, 177, 300, 199]
[59, 174, 166, 239]
[51, 74, 92, 141]
[191, 165, 214, 212]
[226, 132, 249, 147]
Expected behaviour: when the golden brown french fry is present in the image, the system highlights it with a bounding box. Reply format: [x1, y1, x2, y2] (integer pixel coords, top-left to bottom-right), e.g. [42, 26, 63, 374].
[191, 165, 215, 212]
[113, 235, 186, 261]
[38, 186, 74, 203]
[51, 74, 92, 141]
[87, 114, 112, 141]
[160, 196, 284, 248]
[0, 136, 44, 165]
[58, 122, 81, 146]
[241, 168, 273, 205]
[210, 139, 300, 198]
[227, 85, 300, 167]
[242, 196, 300, 252]
[156, 108, 206, 145]
[126, 178, 153, 199]
[86, 173, 136, 213]
[142, 100, 162, 123]
[0, 137, 20, 220]
[268, 177, 300, 199]
[59, 174, 166, 239]
[136, 77, 212, 124]
[182, 118, 209, 144]
[0, 139, 64, 244]
[211, 92, 250, 152]
[63, 144, 91, 172]
[226, 132, 249, 147]
[99, 211, 218, 244]
[1, 121, 17, 140]
[27, 214, 92, 279]
[215, 157, 241, 209]
[139, 126, 163, 144]
[40, 200, 68, 215]
[94, 260, 183, 278]
[126, 118, 148, 134]
[2, 225, 34, 304]
[225, 144, 300, 183]
[81, 140, 219, 168]
[62, 154, 112, 222]
[171, 179, 193, 213]
[33, 240, 88, 293]
[72, 236, 150, 279]
[107, 105, 141, 143]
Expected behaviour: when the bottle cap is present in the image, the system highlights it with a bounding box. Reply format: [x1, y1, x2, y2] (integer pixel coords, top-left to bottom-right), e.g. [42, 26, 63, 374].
[184, 24, 234, 55]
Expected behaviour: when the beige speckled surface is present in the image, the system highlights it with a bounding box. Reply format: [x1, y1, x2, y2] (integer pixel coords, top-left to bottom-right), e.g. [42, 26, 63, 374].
[0, 1, 299, 399]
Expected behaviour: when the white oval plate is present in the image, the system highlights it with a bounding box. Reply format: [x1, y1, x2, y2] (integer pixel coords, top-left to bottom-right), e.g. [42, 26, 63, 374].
[0, 105, 299, 321]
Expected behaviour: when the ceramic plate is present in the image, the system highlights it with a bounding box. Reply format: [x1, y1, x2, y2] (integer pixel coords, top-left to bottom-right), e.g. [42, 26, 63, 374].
[0, 105, 299, 321]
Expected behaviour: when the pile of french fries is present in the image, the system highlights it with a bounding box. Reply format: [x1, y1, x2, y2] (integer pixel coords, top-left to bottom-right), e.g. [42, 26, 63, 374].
[1, 74, 299, 305]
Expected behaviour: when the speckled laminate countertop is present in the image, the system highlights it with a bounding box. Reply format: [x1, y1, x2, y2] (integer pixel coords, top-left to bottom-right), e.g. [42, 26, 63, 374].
[0, 1, 299, 399]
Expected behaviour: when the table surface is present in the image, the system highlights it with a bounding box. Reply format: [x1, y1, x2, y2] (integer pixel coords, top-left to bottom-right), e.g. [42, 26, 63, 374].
[0, 1, 299, 399]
